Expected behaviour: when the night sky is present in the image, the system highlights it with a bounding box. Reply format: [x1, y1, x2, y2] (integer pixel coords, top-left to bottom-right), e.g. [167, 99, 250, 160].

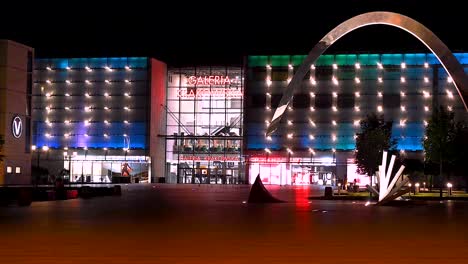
[1, 1, 465, 66]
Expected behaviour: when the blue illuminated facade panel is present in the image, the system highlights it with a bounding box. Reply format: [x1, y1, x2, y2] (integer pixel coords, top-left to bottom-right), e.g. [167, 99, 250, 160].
[245, 53, 468, 152]
[32, 57, 150, 150]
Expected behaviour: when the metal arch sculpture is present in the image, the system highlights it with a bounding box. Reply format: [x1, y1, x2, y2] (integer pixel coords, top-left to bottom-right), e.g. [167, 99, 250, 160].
[267, 11, 468, 136]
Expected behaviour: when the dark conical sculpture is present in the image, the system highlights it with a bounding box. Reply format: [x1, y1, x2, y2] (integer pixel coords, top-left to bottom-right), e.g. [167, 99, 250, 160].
[248, 174, 284, 203]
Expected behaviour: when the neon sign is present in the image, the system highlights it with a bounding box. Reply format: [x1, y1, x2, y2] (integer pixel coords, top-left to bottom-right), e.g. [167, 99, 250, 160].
[250, 157, 303, 163]
[187, 75, 232, 86]
[180, 155, 240, 161]
[177, 88, 242, 98]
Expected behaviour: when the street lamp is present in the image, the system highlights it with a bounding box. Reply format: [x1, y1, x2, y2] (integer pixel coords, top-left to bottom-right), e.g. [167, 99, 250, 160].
[415, 182, 420, 194]
[31, 145, 40, 167]
[447, 182, 453, 196]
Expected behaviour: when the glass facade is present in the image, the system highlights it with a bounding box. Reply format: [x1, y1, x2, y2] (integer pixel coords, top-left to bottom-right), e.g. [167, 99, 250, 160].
[165, 67, 245, 184]
[32, 57, 152, 183]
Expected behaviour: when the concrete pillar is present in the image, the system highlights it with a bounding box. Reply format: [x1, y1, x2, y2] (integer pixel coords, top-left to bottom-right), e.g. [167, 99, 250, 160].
[0, 40, 33, 185]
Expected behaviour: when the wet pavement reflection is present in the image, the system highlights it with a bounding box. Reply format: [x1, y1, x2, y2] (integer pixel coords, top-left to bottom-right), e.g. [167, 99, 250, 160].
[1, 184, 467, 263]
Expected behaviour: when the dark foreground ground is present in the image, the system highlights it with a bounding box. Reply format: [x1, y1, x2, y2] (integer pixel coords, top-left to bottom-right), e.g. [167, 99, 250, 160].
[1, 184, 467, 264]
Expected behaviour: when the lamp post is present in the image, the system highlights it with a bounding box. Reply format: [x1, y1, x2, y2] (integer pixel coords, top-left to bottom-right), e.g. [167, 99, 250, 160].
[447, 182, 453, 196]
[41, 146, 49, 184]
[264, 148, 271, 183]
[31, 145, 39, 167]
[31, 145, 39, 185]
[286, 148, 293, 186]
[309, 148, 314, 185]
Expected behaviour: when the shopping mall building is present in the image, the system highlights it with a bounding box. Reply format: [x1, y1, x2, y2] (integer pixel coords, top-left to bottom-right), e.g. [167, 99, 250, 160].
[1, 40, 467, 185]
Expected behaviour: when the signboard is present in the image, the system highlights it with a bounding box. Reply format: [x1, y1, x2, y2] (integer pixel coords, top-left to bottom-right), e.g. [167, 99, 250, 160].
[187, 75, 233, 86]
[177, 88, 242, 98]
[179, 155, 240, 161]
[250, 157, 303, 163]
[176, 75, 242, 98]
[12, 116, 22, 138]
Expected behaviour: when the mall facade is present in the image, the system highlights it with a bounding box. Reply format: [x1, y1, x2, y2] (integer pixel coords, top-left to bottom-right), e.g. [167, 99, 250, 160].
[1, 40, 467, 186]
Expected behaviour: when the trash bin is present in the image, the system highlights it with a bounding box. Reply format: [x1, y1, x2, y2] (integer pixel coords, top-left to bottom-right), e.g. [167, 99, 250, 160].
[134, 177, 139, 183]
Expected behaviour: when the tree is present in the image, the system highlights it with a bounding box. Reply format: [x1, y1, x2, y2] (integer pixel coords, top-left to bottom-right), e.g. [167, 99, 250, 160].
[355, 113, 396, 193]
[451, 122, 468, 192]
[423, 107, 456, 197]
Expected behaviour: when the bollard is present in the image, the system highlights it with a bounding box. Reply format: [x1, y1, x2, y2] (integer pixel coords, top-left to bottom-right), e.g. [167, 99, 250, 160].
[79, 186, 93, 199]
[0, 187, 12, 206]
[17, 188, 33, 206]
[113, 185, 122, 196]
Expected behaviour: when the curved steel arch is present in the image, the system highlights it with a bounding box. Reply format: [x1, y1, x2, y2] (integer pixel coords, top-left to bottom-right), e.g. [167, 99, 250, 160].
[267, 11, 468, 136]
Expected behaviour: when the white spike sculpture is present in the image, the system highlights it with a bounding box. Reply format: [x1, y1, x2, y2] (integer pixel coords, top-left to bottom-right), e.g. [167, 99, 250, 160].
[371, 151, 408, 205]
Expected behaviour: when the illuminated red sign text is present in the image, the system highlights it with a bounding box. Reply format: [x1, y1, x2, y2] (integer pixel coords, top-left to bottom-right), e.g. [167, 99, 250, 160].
[187, 75, 232, 86]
